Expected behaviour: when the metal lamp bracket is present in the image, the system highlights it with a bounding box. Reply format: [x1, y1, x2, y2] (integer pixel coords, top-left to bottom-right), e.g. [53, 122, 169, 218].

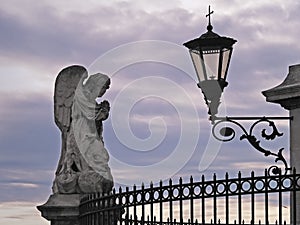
[212, 116, 293, 175]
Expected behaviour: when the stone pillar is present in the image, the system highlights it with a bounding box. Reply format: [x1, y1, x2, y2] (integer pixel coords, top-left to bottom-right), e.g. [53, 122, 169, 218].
[262, 64, 300, 224]
[37, 194, 80, 225]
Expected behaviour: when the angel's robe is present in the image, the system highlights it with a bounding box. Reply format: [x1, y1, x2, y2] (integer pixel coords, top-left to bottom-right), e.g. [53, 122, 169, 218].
[71, 75, 113, 184]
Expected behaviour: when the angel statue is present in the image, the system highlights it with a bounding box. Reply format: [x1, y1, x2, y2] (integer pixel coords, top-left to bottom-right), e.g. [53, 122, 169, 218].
[52, 65, 113, 194]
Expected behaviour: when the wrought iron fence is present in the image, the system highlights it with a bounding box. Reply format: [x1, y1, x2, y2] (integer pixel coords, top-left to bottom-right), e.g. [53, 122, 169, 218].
[79, 169, 300, 225]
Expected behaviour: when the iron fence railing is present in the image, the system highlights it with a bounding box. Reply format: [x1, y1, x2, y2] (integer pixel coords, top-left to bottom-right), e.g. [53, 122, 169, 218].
[79, 169, 300, 225]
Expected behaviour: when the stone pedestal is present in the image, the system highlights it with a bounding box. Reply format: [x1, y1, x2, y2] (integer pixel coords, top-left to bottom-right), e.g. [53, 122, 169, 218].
[262, 64, 300, 225]
[37, 194, 80, 225]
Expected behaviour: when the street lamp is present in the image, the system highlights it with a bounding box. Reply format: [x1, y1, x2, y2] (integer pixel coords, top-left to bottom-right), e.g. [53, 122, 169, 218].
[183, 6, 236, 122]
[183, 6, 292, 175]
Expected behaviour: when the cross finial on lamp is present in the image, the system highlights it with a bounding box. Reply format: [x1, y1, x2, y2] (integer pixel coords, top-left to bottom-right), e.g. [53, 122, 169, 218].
[206, 5, 214, 31]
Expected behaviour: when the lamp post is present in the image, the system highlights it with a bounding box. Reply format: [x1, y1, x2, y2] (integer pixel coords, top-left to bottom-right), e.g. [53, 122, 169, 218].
[183, 6, 292, 175]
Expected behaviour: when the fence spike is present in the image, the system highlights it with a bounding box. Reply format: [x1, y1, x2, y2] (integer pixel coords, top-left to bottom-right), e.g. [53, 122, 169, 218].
[225, 172, 229, 179]
[280, 167, 282, 175]
[265, 168, 268, 176]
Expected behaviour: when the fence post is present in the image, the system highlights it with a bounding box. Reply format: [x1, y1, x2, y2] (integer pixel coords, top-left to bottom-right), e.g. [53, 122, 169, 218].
[263, 63, 300, 224]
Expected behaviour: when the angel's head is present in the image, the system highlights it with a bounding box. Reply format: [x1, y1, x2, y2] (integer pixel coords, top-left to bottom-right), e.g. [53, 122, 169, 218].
[83, 73, 110, 101]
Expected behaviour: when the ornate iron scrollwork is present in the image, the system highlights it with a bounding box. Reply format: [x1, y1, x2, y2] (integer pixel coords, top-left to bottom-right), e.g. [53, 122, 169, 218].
[212, 116, 292, 175]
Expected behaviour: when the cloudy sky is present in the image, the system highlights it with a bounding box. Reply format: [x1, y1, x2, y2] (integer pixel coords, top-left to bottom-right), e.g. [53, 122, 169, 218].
[1, 0, 300, 224]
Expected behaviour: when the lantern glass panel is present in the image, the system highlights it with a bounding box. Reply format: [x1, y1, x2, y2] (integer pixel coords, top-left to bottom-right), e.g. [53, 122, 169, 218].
[203, 49, 220, 80]
[221, 48, 232, 80]
[190, 50, 206, 82]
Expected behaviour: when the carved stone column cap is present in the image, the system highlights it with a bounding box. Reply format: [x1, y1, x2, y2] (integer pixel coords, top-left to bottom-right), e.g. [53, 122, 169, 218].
[37, 194, 80, 224]
[262, 64, 300, 110]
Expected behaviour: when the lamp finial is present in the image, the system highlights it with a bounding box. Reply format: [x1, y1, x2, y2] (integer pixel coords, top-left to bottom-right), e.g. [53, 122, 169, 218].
[206, 5, 214, 31]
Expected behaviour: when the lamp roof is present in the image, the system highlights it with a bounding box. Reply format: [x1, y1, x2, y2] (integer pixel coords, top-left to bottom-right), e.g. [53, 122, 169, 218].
[183, 29, 237, 50]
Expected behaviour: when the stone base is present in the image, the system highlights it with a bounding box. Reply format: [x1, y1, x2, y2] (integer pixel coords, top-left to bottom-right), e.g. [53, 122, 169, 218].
[37, 194, 80, 225]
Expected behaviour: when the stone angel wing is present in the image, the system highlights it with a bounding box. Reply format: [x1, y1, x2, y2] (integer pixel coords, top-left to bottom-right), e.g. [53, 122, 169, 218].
[54, 65, 87, 132]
